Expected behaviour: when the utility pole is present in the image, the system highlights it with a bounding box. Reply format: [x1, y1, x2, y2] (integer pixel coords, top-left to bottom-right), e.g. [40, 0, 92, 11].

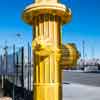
[82, 40, 85, 70]
[91, 46, 95, 59]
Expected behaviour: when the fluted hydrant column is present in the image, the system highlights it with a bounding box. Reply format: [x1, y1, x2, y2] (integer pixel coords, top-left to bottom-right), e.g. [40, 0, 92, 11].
[22, 0, 72, 100]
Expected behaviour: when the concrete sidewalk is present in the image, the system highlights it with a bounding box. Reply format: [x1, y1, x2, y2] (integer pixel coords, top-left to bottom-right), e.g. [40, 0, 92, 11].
[1, 81, 100, 100]
[0, 97, 12, 100]
[63, 83, 100, 100]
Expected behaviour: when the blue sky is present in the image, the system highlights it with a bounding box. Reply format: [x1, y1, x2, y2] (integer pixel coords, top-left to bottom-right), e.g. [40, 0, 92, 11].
[0, 0, 100, 58]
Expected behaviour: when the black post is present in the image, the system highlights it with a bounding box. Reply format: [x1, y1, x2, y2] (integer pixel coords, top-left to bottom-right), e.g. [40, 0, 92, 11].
[16, 52, 19, 84]
[28, 43, 31, 91]
[12, 44, 15, 100]
[4, 46, 8, 77]
[21, 47, 24, 88]
[3, 46, 8, 93]
[0, 55, 2, 74]
[29, 44, 31, 91]
[1, 55, 4, 89]
[28, 42, 30, 90]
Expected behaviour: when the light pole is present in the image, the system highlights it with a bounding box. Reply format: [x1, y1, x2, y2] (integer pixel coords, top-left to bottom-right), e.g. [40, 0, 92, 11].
[16, 33, 22, 47]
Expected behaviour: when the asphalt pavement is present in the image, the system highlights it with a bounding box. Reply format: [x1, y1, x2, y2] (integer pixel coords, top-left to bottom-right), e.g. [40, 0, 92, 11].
[63, 70, 100, 87]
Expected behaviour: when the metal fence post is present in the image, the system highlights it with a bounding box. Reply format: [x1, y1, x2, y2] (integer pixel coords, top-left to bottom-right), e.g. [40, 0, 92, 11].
[12, 44, 15, 100]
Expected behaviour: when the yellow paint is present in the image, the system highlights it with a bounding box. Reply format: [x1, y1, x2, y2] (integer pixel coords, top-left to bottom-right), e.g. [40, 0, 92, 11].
[22, 0, 79, 100]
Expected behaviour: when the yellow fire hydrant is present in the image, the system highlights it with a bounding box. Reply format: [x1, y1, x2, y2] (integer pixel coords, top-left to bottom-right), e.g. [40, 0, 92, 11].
[22, 0, 79, 100]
